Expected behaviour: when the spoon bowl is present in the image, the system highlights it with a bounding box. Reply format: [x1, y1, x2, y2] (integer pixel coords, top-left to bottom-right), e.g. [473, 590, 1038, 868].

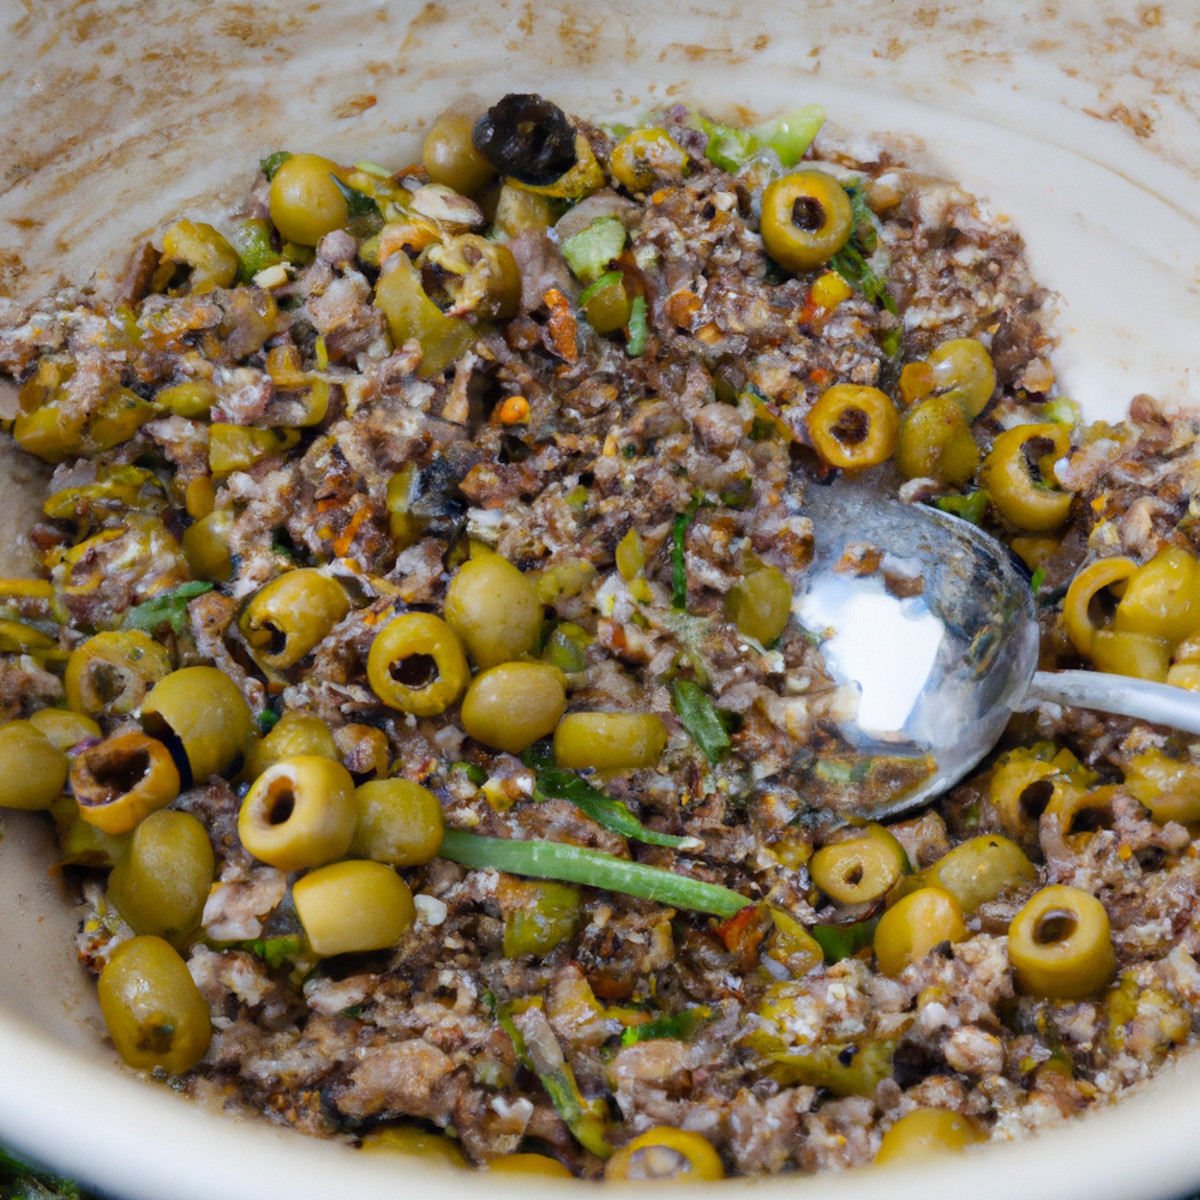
[795, 480, 1200, 815]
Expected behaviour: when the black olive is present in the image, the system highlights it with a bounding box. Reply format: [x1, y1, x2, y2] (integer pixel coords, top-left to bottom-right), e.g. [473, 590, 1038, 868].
[472, 93, 577, 186]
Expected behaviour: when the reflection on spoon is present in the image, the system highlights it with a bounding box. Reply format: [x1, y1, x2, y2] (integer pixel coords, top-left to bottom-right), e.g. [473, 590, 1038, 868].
[796, 480, 1200, 817]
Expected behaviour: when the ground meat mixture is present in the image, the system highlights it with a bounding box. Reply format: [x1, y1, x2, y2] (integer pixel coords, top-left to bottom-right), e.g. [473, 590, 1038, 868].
[3, 95, 1200, 1181]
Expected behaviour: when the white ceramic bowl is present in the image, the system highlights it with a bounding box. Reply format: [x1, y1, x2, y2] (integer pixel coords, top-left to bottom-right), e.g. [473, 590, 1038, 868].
[2, 2, 1199, 1197]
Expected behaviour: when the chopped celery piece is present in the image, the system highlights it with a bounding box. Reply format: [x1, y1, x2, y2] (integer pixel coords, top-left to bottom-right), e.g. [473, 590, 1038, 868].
[560, 217, 627, 284]
[751, 105, 825, 167]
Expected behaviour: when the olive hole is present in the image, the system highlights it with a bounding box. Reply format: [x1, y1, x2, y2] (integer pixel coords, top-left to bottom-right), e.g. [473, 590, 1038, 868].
[1066, 804, 1113, 835]
[843, 865, 865, 887]
[137, 1021, 178, 1055]
[790, 195, 827, 234]
[87, 662, 133, 708]
[1019, 779, 1054, 821]
[264, 780, 296, 826]
[830, 406, 870, 446]
[1020, 434, 1058, 484]
[140, 712, 194, 790]
[262, 621, 289, 657]
[392, 653, 439, 690]
[1033, 908, 1077, 946]
[91, 749, 151, 799]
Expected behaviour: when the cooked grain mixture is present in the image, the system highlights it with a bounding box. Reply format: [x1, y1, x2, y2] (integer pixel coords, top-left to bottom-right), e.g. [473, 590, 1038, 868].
[3, 94, 1200, 1180]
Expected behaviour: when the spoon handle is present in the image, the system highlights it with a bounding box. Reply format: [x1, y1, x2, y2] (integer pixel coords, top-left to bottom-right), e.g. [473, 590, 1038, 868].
[1026, 670, 1200, 735]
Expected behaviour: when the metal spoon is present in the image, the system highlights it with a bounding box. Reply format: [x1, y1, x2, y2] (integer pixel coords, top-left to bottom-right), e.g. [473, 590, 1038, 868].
[794, 478, 1200, 816]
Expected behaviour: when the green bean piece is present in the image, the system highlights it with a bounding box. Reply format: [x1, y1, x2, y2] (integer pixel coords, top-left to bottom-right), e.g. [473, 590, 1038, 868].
[439, 830, 750, 918]
[671, 678, 731, 764]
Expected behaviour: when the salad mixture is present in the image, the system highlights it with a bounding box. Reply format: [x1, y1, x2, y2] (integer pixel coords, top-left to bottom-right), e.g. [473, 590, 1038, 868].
[2, 93, 1200, 1180]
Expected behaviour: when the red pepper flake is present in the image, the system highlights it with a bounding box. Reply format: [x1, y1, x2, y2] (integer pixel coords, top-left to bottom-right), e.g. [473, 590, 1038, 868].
[716, 902, 766, 954]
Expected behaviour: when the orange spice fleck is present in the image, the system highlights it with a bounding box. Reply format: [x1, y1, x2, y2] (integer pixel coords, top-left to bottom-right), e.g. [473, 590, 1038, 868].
[497, 395, 531, 424]
[543, 288, 579, 363]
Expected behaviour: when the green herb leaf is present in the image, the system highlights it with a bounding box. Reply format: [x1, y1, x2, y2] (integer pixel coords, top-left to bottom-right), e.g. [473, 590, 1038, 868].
[625, 294, 648, 357]
[1030, 566, 1047, 596]
[533, 764, 704, 851]
[671, 677, 731, 764]
[260, 150, 292, 181]
[814, 757, 872, 785]
[120, 581, 213, 635]
[620, 1005, 713, 1047]
[329, 174, 381, 219]
[671, 494, 706, 611]
[934, 490, 990, 525]
[829, 182, 898, 315]
[241, 934, 305, 969]
[0, 1148, 86, 1199]
[494, 999, 612, 1158]
[438, 829, 750, 918]
[256, 708, 282, 734]
[809, 917, 878, 963]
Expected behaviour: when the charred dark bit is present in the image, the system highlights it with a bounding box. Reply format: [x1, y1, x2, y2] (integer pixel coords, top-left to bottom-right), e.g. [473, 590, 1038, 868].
[472, 93, 578, 186]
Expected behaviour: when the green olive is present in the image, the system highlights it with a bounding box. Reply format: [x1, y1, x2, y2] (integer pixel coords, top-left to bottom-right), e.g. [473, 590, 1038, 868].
[500, 878, 582, 957]
[1008, 884, 1115, 999]
[895, 394, 981, 486]
[0, 720, 69, 811]
[875, 1107, 982, 1164]
[268, 153, 350, 247]
[141, 667, 255, 785]
[359, 1123, 467, 1166]
[760, 170, 853, 272]
[926, 834, 1037, 914]
[581, 275, 634, 335]
[181, 509, 235, 583]
[49, 794, 133, 869]
[609, 128, 689, 194]
[69, 730, 182, 835]
[292, 859, 415, 957]
[156, 380, 217, 419]
[487, 1154, 573, 1177]
[239, 569, 351, 670]
[604, 1128, 725, 1182]
[97, 935, 212, 1074]
[160, 220, 240, 293]
[28, 708, 102, 753]
[422, 105, 496, 196]
[240, 710, 340, 782]
[927, 337, 997, 421]
[443, 552, 543, 669]
[874, 887, 967, 977]
[725, 564, 793, 645]
[107, 810, 215, 940]
[374, 253, 478, 378]
[552, 712, 668, 771]
[422, 234, 522, 321]
[238, 755, 357, 870]
[366, 612, 470, 717]
[351, 778, 445, 866]
[810, 826, 906, 905]
[460, 662, 567, 755]
[64, 630, 173, 718]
